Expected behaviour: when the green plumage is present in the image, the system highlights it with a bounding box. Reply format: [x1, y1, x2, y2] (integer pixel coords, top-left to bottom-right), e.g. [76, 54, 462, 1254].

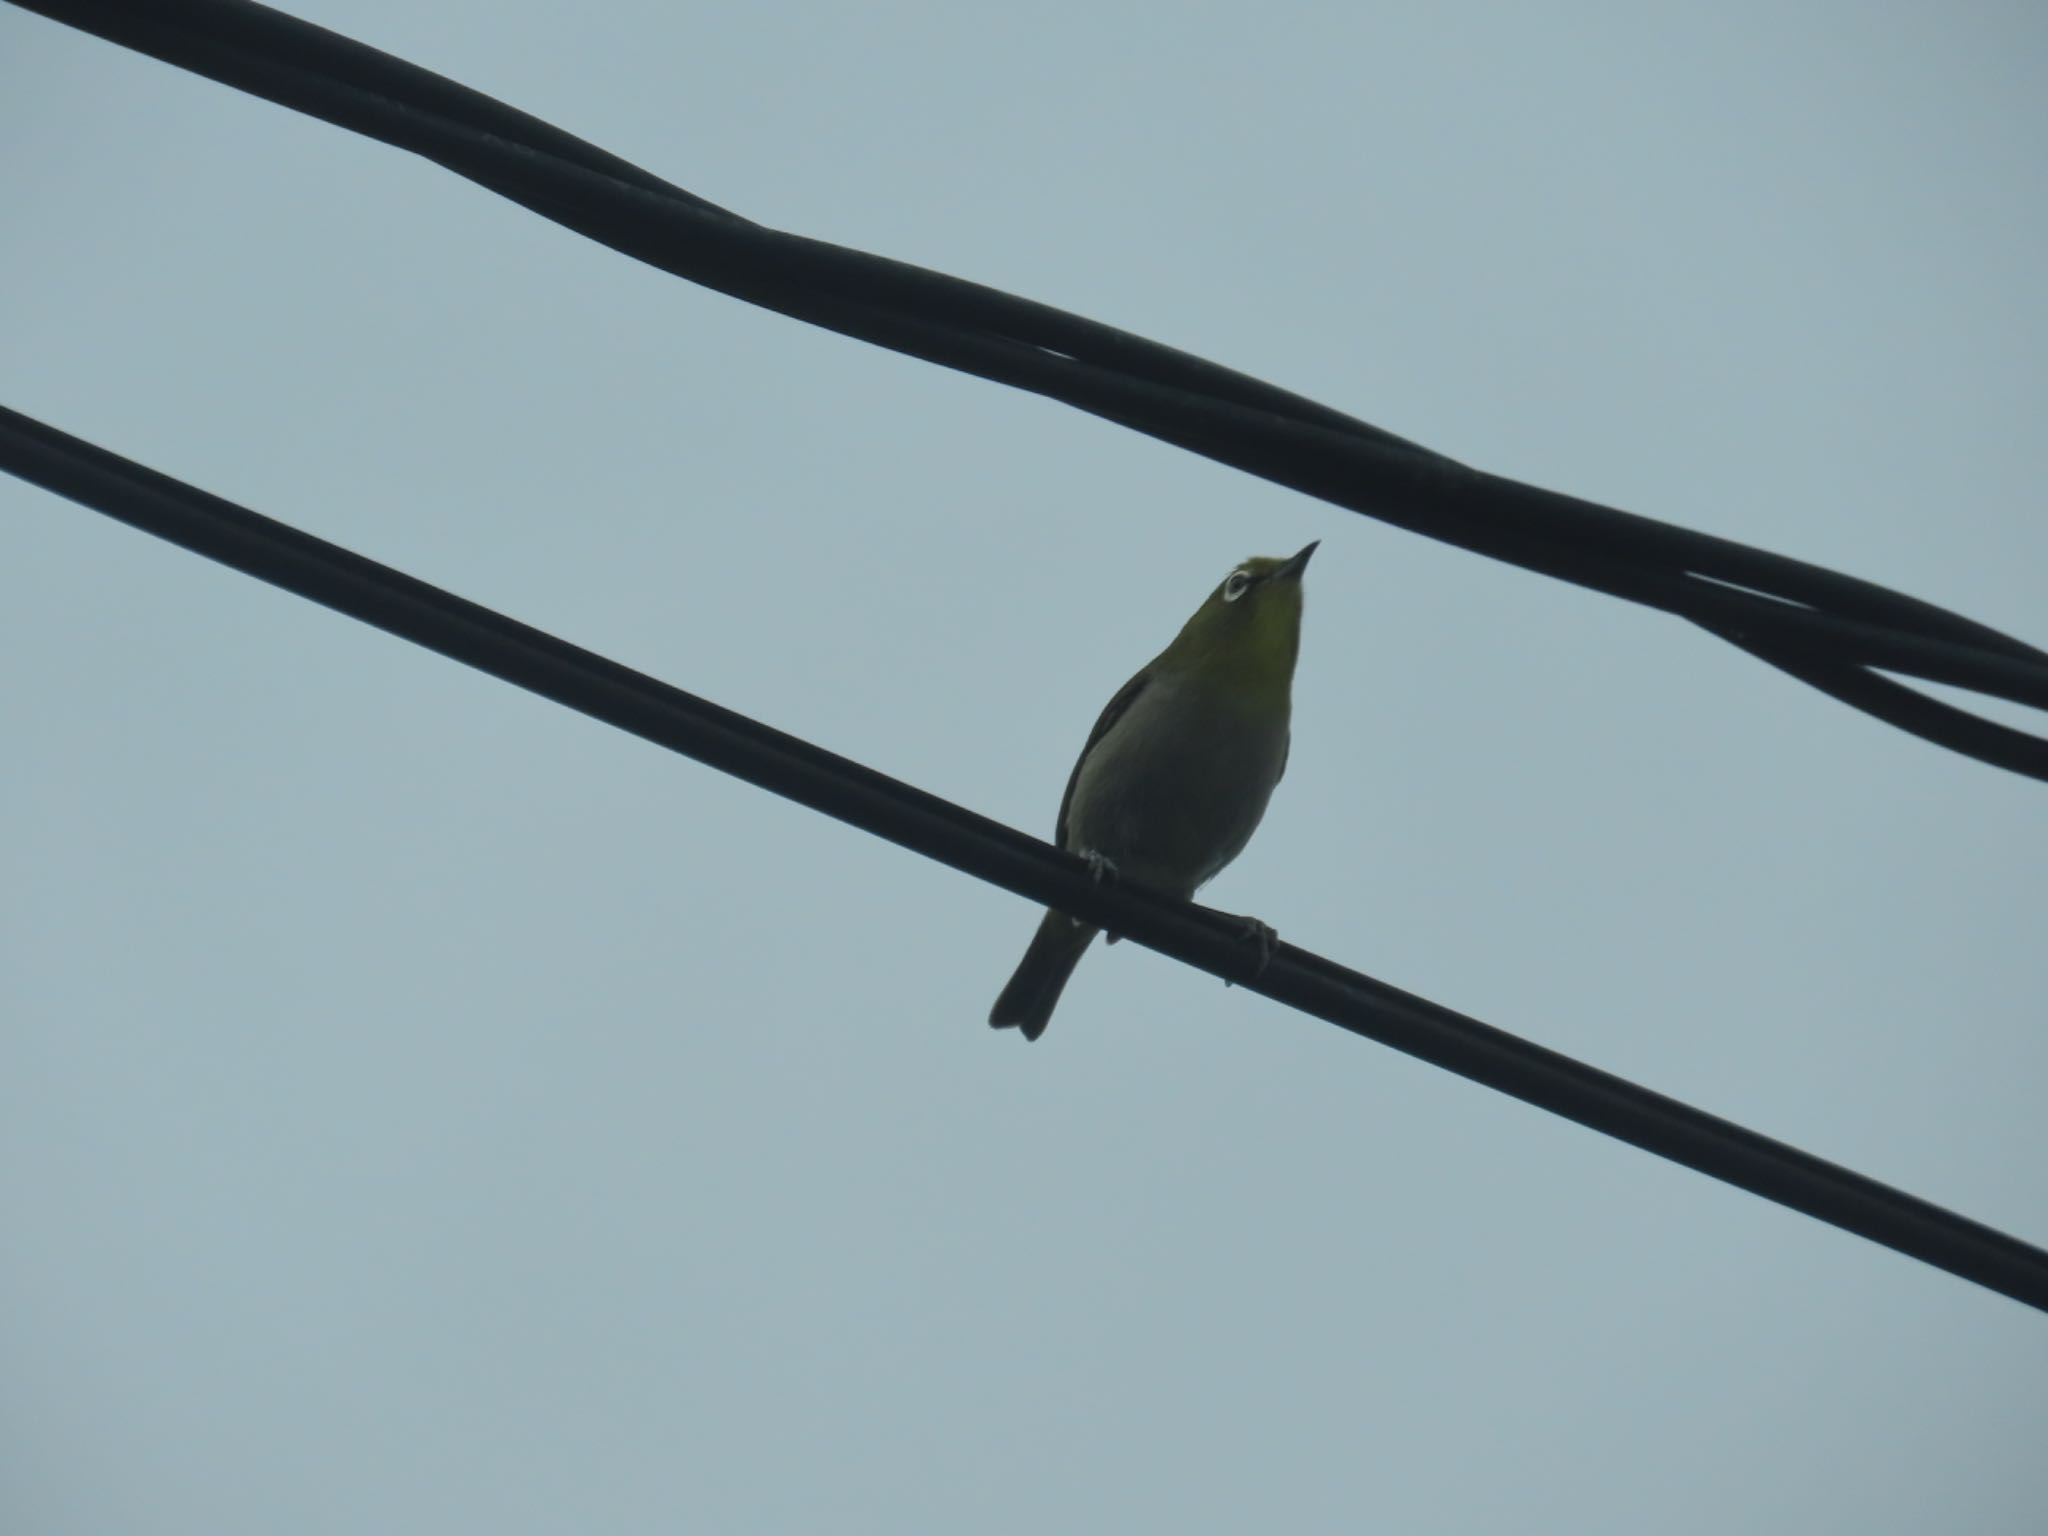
[989, 543, 1317, 1040]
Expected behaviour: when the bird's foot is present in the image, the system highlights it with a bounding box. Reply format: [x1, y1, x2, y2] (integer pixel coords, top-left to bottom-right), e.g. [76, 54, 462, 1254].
[1080, 849, 1120, 885]
[1221, 915, 1278, 985]
[1078, 848, 1126, 943]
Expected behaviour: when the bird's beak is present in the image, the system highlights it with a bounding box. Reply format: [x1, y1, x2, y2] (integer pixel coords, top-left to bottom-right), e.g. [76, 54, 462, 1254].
[1275, 540, 1319, 583]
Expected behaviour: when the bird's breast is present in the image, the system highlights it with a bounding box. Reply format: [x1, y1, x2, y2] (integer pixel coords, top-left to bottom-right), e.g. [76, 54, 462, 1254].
[1062, 672, 1290, 897]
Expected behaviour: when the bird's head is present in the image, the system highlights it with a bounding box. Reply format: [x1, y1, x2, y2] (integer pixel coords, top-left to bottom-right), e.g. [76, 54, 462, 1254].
[1163, 541, 1318, 682]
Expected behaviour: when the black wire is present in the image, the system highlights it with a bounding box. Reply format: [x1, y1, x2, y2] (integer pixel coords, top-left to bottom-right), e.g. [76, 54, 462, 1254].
[5, 402, 2044, 1312]
[12, 0, 2048, 779]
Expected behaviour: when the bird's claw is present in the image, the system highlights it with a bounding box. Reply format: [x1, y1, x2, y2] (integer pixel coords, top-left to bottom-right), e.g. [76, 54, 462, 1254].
[1078, 849, 1127, 942]
[1223, 915, 1278, 985]
[1081, 849, 1120, 886]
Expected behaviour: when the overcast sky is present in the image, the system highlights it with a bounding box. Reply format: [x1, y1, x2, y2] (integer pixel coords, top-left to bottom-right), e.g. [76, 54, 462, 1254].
[4, 3, 2045, 1532]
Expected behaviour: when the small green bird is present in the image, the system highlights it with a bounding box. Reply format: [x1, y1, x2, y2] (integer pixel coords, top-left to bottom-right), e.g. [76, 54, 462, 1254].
[989, 542, 1318, 1040]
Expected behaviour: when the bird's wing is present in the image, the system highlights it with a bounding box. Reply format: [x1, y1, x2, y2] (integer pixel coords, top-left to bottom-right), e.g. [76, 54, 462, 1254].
[1055, 664, 1153, 851]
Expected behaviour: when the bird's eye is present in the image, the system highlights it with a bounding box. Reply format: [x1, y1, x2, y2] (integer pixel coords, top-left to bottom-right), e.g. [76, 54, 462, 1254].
[1222, 570, 1252, 602]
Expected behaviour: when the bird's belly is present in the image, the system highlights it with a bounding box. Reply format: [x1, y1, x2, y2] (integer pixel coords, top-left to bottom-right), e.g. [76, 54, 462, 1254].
[1063, 684, 1287, 898]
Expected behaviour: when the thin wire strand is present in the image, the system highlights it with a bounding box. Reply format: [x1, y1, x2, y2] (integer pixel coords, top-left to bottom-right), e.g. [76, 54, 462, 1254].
[5, 402, 2044, 1313]
[13, 0, 2048, 780]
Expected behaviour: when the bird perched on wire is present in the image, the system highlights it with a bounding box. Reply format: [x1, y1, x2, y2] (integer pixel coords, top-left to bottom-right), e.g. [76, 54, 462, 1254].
[989, 542, 1318, 1040]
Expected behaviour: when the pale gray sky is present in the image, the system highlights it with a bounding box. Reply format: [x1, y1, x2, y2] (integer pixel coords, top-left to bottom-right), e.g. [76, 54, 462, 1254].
[4, 3, 2045, 1532]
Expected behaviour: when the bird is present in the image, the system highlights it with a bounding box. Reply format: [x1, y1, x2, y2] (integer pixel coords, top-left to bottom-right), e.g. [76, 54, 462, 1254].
[989, 541, 1317, 1040]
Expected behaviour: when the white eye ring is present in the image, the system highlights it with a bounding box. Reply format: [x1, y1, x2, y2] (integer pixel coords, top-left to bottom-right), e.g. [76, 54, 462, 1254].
[1222, 570, 1252, 602]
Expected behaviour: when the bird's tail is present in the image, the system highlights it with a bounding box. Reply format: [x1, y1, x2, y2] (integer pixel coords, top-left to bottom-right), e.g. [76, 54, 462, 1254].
[989, 911, 1100, 1041]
